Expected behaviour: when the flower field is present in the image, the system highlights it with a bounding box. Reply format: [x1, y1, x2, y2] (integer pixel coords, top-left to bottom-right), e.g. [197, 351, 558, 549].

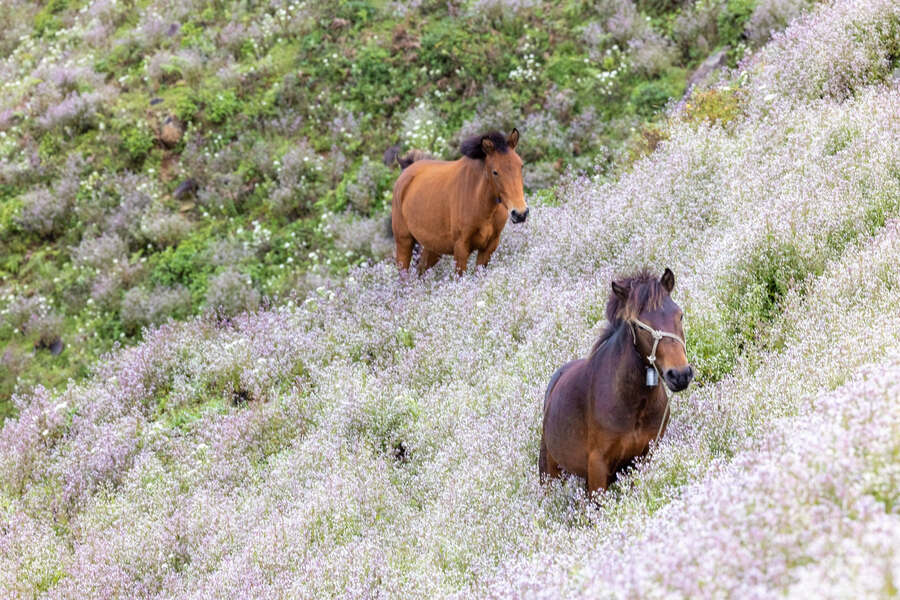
[2, 0, 900, 597]
[2, 0, 773, 404]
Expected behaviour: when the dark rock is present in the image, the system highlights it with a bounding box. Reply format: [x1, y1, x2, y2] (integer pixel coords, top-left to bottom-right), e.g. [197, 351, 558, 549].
[676, 48, 730, 112]
[392, 442, 408, 463]
[688, 49, 728, 90]
[382, 144, 402, 167]
[174, 178, 199, 200]
[232, 389, 250, 406]
[34, 337, 64, 355]
[150, 98, 163, 106]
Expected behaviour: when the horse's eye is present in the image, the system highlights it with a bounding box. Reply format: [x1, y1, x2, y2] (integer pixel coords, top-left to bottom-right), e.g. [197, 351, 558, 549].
[492, 170, 498, 176]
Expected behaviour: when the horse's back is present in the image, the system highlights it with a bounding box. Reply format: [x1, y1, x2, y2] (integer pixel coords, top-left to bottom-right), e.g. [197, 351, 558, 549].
[543, 360, 581, 412]
[543, 358, 592, 427]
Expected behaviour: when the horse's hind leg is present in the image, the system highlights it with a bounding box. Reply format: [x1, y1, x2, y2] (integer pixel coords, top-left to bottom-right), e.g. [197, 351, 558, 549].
[417, 248, 441, 275]
[395, 234, 415, 272]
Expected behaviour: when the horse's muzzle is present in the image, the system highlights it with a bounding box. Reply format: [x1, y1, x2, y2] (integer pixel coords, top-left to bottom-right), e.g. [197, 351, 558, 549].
[510, 208, 529, 223]
[664, 366, 694, 392]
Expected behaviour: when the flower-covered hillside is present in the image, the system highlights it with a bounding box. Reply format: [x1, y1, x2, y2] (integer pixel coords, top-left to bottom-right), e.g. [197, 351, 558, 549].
[2, 0, 900, 597]
[0, 0, 798, 409]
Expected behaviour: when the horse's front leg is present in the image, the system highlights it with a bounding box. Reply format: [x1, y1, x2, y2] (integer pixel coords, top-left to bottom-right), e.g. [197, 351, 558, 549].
[476, 234, 500, 268]
[453, 240, 471, 275]
[587, 449, 610, 496]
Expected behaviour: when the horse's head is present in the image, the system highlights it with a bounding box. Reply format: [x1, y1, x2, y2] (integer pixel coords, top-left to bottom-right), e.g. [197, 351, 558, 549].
[611, 268, 693, 392]
[479, 129, 528, 223]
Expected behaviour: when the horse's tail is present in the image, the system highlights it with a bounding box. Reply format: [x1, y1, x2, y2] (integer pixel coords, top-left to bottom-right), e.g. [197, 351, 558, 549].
[397, 149, 434, 170]
[540, 364, 569, 480]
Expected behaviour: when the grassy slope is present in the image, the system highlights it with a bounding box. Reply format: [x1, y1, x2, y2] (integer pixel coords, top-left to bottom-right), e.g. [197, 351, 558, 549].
[2, 0, 900, 596]
[0, 0, 780, 417]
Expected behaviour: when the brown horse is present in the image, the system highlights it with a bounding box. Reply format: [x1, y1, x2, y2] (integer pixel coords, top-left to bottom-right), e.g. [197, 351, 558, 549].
[391, 129, 528, 275]
[540, 269, 694, 494]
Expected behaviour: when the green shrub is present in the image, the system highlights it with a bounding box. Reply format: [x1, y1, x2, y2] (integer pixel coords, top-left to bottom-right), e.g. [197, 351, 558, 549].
[682, 87, 741, 125]
[33, 0, 67, 37]
[206, 90, 242, 125]
[631, 81, 674, 118]
[121, 125, 155, 165]
[149, 229, 217, 303]
[717, 0, 757, 46]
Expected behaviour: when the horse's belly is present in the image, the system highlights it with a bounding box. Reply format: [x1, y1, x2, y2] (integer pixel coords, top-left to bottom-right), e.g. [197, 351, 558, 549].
[409, 226, 454, 255]
[402, 190, 454, 254]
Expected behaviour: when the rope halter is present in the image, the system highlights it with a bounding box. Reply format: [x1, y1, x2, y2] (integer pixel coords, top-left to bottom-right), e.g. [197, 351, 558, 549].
[629, 318, 687, 378]
[629, 318, 688, 444]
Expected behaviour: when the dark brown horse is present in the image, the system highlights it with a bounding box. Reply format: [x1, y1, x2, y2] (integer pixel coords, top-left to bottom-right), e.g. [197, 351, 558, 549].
[391, 129, 528, 275]
[540, 269, 694, 494]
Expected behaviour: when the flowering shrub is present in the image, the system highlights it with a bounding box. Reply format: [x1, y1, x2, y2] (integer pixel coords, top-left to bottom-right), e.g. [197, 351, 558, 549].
[744, 0, 900, 103]
[340, 156, 394, 215]
[467, 0, 541, 20]
[745, 0, 814, 45]
[1, 295, 53, 335]
[139, 210, 193, 248]
[35, 91, 103, 133]
[120, 285, 192, 333]
[15, 187, 71, 238]
[400, 100, 448, 155]
[204, 269, 261, 317]
[72, 233, 129, 270]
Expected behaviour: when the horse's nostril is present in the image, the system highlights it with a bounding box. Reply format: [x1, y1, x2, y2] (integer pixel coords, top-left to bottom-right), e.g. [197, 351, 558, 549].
[665, 369, 676, 380]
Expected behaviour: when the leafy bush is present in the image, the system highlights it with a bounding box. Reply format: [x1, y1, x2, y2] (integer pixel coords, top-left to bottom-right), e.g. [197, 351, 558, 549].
[337, 157, 394, 215]
[121, 124, 155, 165]
[717, 0, 758, 46]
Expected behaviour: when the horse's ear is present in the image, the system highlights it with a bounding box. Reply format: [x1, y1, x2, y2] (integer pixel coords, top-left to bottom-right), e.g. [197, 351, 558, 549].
[507, 128, 519, 150]
[481, 136, 495, 155]
[612, 280, 630, 301]
[660, 268, 675, 293]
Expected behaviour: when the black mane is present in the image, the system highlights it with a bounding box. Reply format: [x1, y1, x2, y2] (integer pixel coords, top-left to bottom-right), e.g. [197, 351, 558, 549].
[460, 131, 509, 160]
[591, 271, 666, 355]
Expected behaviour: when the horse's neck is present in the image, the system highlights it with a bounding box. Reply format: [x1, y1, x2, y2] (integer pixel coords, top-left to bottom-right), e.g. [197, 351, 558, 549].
[456, 157, 494, 212]
[591, 324, 648, 395]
